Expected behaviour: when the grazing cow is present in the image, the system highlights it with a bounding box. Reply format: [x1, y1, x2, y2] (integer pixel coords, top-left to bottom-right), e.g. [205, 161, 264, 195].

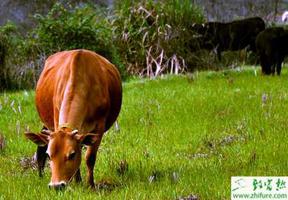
[191, 17, 265, 60]
[256, 27, 288, 75]
[25, 49, 122, 189]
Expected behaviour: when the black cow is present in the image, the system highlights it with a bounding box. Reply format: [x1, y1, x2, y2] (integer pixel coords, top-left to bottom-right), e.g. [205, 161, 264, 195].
[191, 17, 265, 60]
[256, 27, 288, 75]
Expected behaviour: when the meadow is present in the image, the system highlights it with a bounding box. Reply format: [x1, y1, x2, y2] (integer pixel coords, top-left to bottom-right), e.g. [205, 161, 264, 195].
[1, 67, 288, 199]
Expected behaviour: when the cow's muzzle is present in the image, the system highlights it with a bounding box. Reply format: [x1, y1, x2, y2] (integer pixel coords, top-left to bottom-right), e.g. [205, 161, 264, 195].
[48, 181, 67, 190]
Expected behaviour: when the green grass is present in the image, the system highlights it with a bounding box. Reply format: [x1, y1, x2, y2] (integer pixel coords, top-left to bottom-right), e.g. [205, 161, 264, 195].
[1, 66, 288, 199]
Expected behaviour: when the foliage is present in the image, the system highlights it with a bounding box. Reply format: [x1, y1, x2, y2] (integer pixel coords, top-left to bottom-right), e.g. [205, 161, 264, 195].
[0, 1, 205, 90]
[1, 68, 288, 199]
[0, 21, 49, 90]
[32, 3, 112, 59]
[112, 0, 204, 76]
[0, 1, 263, 90]
[0, 22, 23, 90]
[31, 3, 128, 79]
[0, 3, 126, 90]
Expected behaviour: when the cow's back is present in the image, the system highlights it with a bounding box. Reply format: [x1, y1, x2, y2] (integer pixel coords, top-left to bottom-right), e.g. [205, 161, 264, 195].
[35, 50, 122, 132]
[256, 27, 288, 59]
[229, 17, 265, 50]
[256, 27, 285, 53]
[35, 51, 68, 130]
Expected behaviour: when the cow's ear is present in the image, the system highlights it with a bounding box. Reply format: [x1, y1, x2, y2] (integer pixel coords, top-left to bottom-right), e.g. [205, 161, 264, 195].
[25, 132, 49, 146]
[76, 133, 99, 146]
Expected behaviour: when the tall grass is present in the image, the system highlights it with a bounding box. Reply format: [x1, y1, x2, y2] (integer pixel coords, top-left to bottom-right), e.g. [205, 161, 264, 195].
[1, 67, 288, 199]
[112, 0, 204, 77]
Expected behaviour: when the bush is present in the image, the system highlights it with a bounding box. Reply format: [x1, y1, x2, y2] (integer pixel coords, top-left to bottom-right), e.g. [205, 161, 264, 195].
[0, 21, 49, 90]
[112, 0, 204, 77]
[31, 3, 127, 79]
[32, 4, 111, 57]
[0, 22, 23, 90]
[1, 3, 127, 90]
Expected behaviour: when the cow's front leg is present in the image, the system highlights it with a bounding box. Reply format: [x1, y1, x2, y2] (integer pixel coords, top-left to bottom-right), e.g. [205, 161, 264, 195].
[215, 47, 222, 61]
[271, 64, 276, 75]
[85, 123, 104, 188]
[276, 58, 283, 76]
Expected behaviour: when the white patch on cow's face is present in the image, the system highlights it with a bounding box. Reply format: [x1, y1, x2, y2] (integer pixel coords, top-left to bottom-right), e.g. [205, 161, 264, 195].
[48, 180, 67, 190]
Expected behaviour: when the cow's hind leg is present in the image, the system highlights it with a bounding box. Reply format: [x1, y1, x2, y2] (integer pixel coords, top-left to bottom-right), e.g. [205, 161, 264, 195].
[85, 122, 105, 188]
[216, 49, 222, 61]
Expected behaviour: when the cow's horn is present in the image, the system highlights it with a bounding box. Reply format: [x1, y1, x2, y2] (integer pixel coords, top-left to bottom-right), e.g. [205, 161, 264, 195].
[72, 130, 79, 135]
[41, 129, 52, 135]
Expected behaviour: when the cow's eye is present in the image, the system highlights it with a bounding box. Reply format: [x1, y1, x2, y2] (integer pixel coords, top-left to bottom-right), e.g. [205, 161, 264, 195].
[68, 152, 76, 160]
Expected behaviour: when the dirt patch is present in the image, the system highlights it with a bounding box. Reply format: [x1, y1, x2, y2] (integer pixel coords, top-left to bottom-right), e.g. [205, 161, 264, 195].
[203, 133, 246, 150]
[189, 153, 209, 159]
[177, 194, 199, 200]
[219, 135, 245, 146]
[19, 155, 37, 171]
[95, 179, 120, 192]
[189, 132, 247, 160]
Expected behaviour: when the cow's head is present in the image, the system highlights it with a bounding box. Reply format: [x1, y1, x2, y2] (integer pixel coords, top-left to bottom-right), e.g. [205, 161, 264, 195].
[191, 23, 207, 35]
[25, 129, 98, 190]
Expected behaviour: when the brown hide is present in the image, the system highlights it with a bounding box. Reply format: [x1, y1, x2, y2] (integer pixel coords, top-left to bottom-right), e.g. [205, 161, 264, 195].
[36, 49, 122, 132]
[26, 49, 122, 189]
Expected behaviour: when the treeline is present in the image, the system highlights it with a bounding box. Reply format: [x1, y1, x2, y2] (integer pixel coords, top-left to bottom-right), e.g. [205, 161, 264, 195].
[0, 0, 237, 90]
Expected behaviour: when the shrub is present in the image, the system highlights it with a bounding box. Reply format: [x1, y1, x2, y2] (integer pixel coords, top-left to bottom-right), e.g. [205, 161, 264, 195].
[31, 3, 126, 79]
[0, 22, 23, 90]
[32, 4, 111, 56]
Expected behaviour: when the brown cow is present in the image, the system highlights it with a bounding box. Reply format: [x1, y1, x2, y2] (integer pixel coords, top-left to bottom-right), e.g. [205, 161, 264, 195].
[25, 49, 122, 189]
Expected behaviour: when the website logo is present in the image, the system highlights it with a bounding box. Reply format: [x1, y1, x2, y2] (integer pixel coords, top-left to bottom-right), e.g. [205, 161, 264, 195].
[231, 177, 288, 199]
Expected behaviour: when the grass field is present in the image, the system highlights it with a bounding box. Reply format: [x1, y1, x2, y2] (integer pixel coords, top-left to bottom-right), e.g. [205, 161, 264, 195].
[1, 67, 288, 199]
